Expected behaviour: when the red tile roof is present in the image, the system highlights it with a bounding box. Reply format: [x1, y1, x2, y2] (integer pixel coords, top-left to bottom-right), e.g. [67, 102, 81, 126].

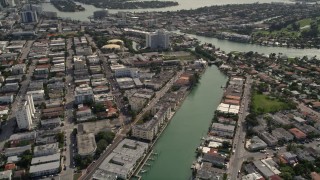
[311, 172, 320, 180]
[5, 163, 16, 170]
[289, 128, 307, 139]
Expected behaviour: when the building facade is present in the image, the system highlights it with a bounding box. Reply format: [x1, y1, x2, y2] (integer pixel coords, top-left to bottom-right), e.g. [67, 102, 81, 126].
[20, 10, 38, 23]
[146, 29, 170, 49]
[16, 94, 35, 130]
[210, 123, 235, 138]
[132, 106, 171, 141]
[74, 84, 94, 104]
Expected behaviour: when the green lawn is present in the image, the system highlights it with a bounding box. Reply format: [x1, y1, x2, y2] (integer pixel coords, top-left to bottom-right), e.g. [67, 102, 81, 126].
[298, 18, 312, 27]
[253, 17, 320, 38]
[73, 173, 82, 180]
[252, 92, 289, 114]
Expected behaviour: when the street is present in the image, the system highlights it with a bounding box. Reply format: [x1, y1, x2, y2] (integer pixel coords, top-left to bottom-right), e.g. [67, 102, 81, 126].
[228, 75, 252, 180]
[58, 37, 76, 180]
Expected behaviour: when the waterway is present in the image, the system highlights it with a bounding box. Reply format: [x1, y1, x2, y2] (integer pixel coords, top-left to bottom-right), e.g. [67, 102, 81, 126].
[141, 66, 228, 180]
[186, 34, 320, 57]
[41, 0, 292, 21]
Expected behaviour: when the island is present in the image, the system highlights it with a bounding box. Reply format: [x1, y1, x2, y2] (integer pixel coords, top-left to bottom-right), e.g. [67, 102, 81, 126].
[51, 0, 85, 12]
[74, 0, 178, 9]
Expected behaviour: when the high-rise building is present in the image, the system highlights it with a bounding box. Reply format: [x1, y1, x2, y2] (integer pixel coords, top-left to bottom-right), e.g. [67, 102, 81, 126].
[7, 0, 15, 7]
[0, 0, 8, 8]
[16, 94, 35, 130]
[93, 9, 108, 19]
[20, 10, 38, 23]
[22, 4, 42, 14]
[20, 4, 42, 23]
[146, 29, 170, 49]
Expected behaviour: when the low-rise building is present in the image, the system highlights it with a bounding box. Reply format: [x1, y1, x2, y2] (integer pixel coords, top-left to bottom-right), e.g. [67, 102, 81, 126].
[259, 132, 278, 146]
[0, 170, 12, 180]
[9, 131, 37, 142]
[210, 123, 235, 138]
[253, 160, 275, 178]
[29, 161, 60, 177]
[196, 162, 225, 180]
[26, 90, 45, 101]
[272, 128, 294, 142]
[281, 152, 297, 165]
[93, 139, 148, 179]
[202, 153, 226, 168]
[40, 118, 61, 129]
[242, 172, 264, 180]
[7, 156, 20, 164]
[296, 149, 315, 162]
[33, 143, 59, 157]
[294, 123, 320, 135]
[269, 113, 291, 126]
[31, 153, 60, 165]
[261, 158, 280, 175]
[4, 145, 32, 157]
[77, 133, 97, 156]
[248, 136, 267, 151]
[0, 94, 14, 104]
[289, 128, 307, 140]
[76, 105, 95, 122]
[11, 64, 26, 75]
[74, 84, 94, 105]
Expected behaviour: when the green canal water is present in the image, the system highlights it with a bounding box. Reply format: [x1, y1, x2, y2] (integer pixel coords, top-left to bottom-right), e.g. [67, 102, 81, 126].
[142, 66, 228, 180]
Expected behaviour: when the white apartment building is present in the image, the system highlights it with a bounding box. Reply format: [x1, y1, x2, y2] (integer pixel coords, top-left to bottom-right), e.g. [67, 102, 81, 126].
[74, 56, 87, 70]
[74, 84, 94, 104]
[16, 94, 35, 130]
[26, 90, 45, 101]
[111, 64, 139, 78]
[146, 29, 170, 49]
[132, 106, 171, 141]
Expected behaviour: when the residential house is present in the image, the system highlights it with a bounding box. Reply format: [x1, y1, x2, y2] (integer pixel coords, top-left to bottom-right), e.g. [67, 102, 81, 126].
[289, 128, 307, 140]
[210, 123, 235, 138]
[202, 153, 226, 168]
[248, 136, 267, 151]
[259, 132, 278, 146]
[272, 128, 294, 142]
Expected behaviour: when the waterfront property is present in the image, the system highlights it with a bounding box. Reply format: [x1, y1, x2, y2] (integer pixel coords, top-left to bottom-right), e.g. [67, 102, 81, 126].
[210, 123, 235, 138]
[143, 66, 228, 180]
[92, 139, 149, 180]
[132, 105, 171, 141]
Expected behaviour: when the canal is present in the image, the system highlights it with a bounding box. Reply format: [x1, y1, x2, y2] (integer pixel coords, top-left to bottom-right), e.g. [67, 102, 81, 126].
[187, 34, 320, 57]
[141, 66, 228, 180]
